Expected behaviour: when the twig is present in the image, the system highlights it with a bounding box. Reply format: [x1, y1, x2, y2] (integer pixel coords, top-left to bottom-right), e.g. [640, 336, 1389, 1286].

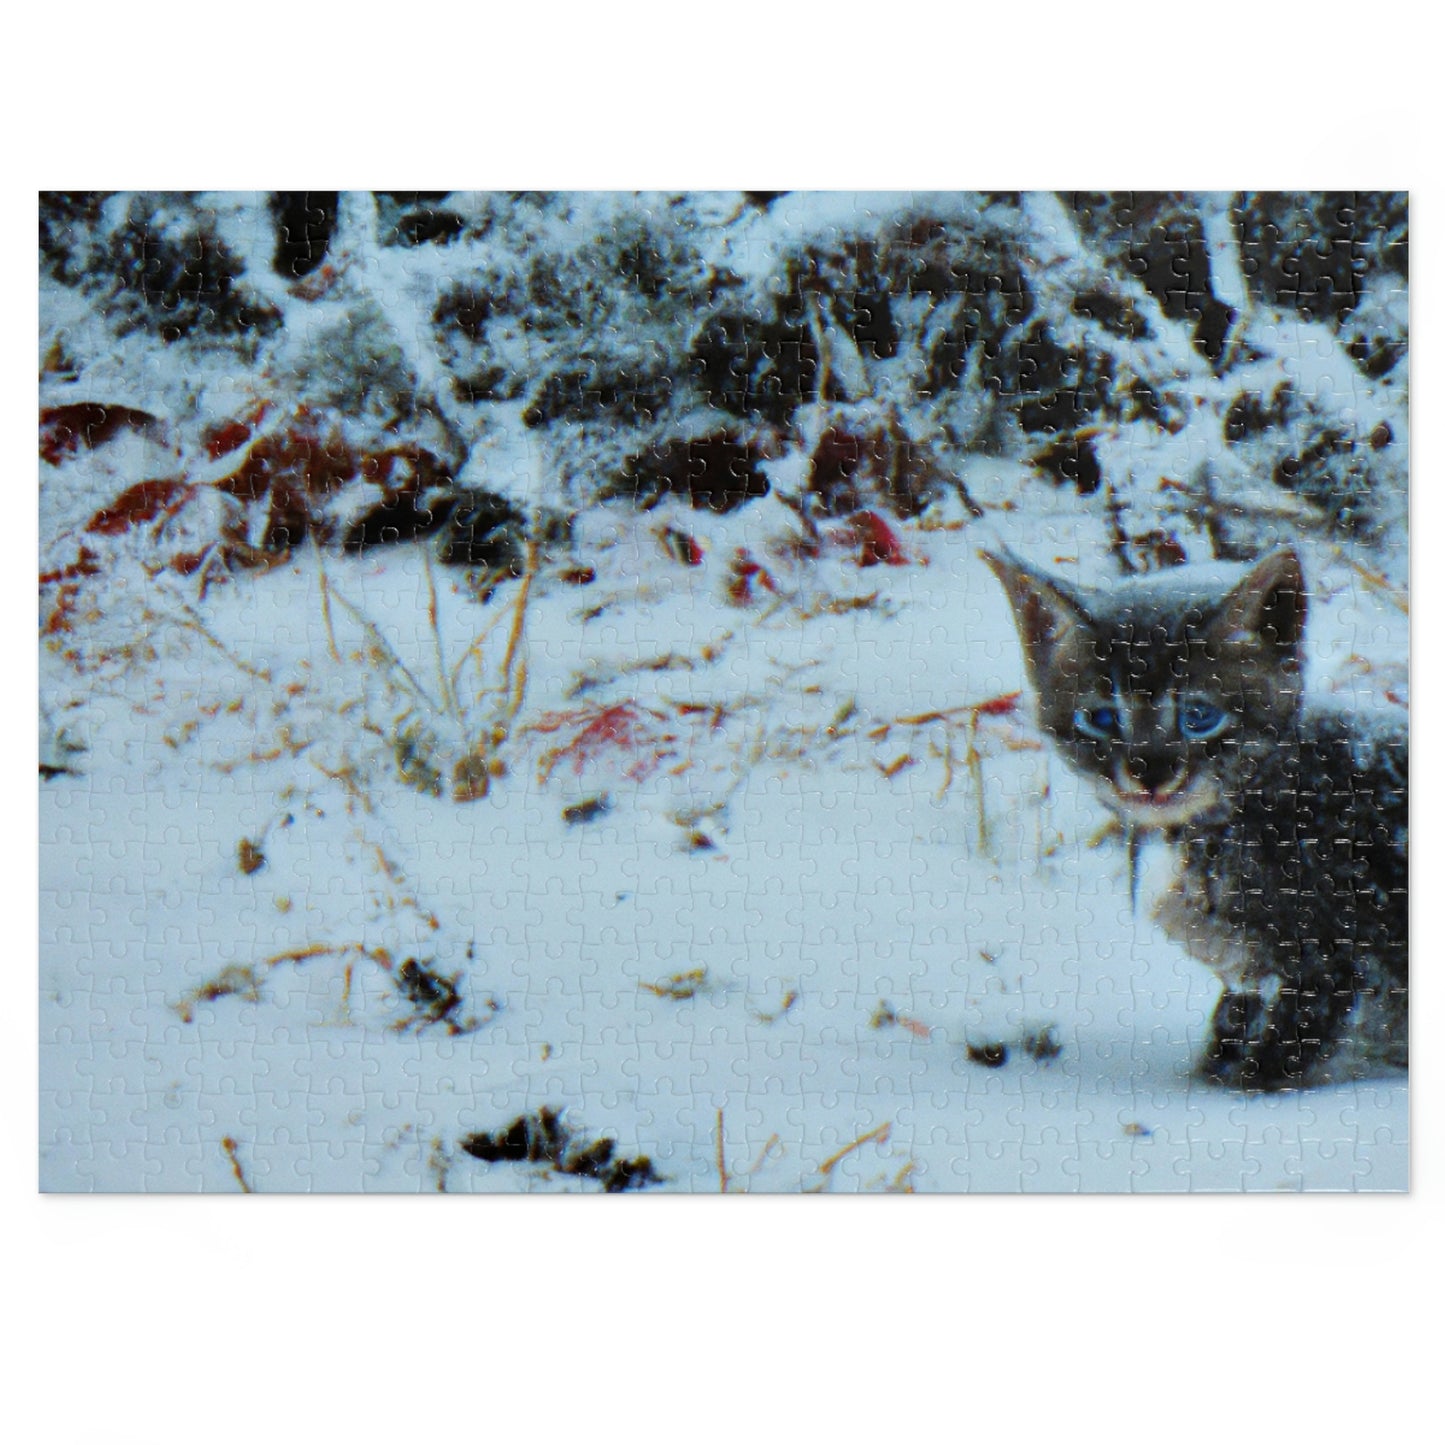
[932, 733, 956, 804]
[806, 291, 834, 407]
[1103, 479, 1136, 575]
[221, 1136, 253, 1193]
[428, 1138, 452, 1194]
[1338, 550, 1409, 614]
[897, 693, 1020, 728]
[886, 1161, 917, 1193]
[483, 537, 537, 748]
[966, 713, 989, 854]
[324, 583, 433, 705]
[817, 1121, 892, 1177]
[315, 547, 341, 664]
[265, 943, 348, 967]
[742, 1134, 782, 1179]
[715, 1108, 730, 1194]
[897, 704, 977, 726]
[1193, 467, 1234, 562]
[171, 600, 272, 681]
[315, 757, 377, 814]
[448, 604, 512, 701]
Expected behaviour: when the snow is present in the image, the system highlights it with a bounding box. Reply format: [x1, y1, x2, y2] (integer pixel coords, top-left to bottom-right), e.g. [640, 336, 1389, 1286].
[38, 191, 1408, 1192]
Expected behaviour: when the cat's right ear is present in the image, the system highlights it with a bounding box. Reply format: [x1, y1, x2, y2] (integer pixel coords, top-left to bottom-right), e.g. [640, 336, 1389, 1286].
[1215, 547, 1307, 658]
[980, 550, 1090, 679]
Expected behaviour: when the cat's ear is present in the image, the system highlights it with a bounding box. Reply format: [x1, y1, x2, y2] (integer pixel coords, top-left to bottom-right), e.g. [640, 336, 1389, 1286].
[1216, 547, 1307, 655]
[981, 550, 1091, 677]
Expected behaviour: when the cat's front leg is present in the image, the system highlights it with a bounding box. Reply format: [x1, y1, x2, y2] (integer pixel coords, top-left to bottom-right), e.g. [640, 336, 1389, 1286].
[1200, 976, 1354, 1090]
[1201, 988, 1276, 1088]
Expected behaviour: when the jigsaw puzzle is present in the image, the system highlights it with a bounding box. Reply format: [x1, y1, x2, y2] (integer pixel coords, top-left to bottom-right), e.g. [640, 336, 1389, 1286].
[38, 191, 1409, 1192]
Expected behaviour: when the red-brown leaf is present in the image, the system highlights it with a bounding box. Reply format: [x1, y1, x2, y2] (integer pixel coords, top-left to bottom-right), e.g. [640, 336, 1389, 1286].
[41, 404, 158, 465]
[86, 480, 192, 535]
[851, 510, 908, 567]
[972, 692, 1021, 718]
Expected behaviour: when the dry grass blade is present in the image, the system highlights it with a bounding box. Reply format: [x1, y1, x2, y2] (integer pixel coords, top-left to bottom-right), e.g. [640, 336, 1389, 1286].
[221, 1136, 253, 1193]
[448, 604, 513, 700]
[1338, 550, 1409, 614]
[497, 538, 537, 727]
[452, 538, 537, 801]
[639, 967, 708, 1000]
[715, 1108, 730, 1193]
[817, 1121, 892, 1177]
[324, 583, 433, 706]
[171, 598, 272, 681]
[315, 546, 341, 664]
[422, 546, 458, 718]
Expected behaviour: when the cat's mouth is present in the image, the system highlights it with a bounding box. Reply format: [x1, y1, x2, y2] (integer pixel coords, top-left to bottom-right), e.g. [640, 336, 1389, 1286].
[1106, 763, 1219, 829]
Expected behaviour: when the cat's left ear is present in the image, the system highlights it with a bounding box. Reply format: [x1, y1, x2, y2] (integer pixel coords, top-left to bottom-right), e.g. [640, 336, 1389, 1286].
[1216, 547, 1307, 656]
[980, 548, 1091, 679]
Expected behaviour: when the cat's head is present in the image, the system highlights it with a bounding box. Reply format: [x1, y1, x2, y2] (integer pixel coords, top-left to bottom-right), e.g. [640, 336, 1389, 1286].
[982, 547, 1306, 829]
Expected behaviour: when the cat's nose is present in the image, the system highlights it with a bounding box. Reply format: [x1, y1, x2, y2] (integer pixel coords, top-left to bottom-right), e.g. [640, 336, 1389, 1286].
[1125, 754, 1184, 796]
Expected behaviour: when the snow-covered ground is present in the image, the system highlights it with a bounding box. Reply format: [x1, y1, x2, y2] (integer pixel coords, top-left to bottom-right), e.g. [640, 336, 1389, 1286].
[38, 191, 1409, 1191]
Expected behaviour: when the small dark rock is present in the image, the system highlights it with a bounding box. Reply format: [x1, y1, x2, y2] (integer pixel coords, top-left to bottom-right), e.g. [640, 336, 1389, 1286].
[392, 957, 493, 1036]
[563, 796, 610, 827]
[599, 1156, 663, 1192]
[558, 1137, 616, 1179]
[459, 1108, 662, 1191]
[461, 1108, 565, 1164]
[1021, 1026, 1063, 1062]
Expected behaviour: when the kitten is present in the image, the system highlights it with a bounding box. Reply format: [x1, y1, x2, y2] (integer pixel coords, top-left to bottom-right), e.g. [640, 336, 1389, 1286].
[983, 545, 1407, 1089]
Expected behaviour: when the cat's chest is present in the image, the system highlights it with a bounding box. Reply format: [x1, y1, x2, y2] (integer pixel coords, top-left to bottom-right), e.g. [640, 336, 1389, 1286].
[1140, 835, 1257, 986]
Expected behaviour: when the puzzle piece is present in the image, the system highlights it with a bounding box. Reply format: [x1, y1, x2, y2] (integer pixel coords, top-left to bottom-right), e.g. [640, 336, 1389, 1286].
[38, 191, 1408, 1193]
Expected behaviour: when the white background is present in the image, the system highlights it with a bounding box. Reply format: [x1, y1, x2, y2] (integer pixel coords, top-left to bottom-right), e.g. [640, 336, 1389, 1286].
[4, 3, 1437, 1440]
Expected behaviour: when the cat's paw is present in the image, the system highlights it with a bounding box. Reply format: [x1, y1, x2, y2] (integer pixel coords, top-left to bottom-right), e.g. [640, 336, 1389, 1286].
[1199, 1047, 1304, 1091]
[1200, 985, 1335, 1090]
[1201, 989, 1264, 1087]
[1199, 1044, 1311, 1091]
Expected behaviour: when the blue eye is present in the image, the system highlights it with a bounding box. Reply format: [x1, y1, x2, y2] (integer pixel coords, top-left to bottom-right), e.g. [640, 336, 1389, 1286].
[1073, 705, 1121, 740]
[1179, 699, 1230, 740]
